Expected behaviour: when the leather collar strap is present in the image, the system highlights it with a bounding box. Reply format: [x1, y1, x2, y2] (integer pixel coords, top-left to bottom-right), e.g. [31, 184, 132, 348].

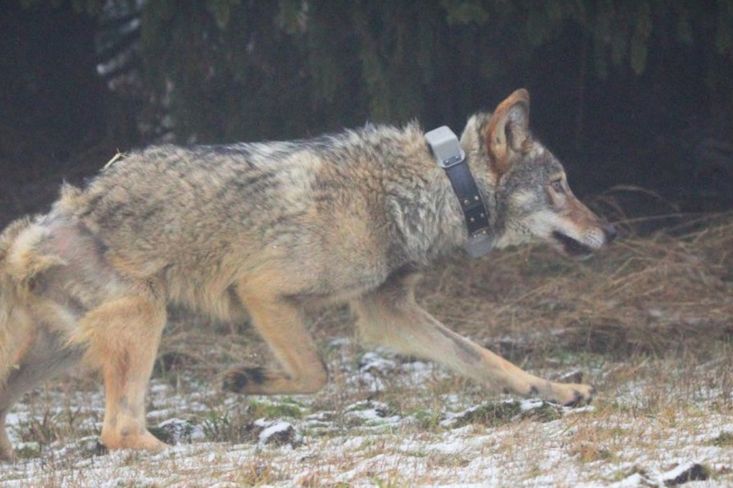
[425, 126, 493, 257]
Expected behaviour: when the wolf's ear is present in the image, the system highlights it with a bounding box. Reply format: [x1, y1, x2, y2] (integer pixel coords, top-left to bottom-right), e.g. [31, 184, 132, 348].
[484, 89, 530, 176]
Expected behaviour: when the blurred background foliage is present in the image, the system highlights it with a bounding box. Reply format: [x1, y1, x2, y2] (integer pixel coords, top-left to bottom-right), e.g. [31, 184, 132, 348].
[2, 0, 733, 218]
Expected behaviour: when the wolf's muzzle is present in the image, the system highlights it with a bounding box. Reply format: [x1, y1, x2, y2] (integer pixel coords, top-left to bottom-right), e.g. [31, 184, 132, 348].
[552, 231, 594, 257]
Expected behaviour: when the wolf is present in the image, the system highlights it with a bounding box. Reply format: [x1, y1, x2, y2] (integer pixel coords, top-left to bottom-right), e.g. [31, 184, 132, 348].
[0, 89, 615, 459]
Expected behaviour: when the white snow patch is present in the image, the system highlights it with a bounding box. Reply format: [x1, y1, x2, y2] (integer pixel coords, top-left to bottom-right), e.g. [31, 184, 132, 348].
[358, 351, 397, 375]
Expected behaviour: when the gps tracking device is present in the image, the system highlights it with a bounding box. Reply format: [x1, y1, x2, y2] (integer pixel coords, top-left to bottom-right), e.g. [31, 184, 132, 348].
[426, 126, 466, 169]
[425, 126, 493, 258]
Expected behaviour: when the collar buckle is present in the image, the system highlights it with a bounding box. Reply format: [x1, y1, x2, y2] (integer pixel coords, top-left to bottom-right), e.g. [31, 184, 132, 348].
[439, 153, 466, 169]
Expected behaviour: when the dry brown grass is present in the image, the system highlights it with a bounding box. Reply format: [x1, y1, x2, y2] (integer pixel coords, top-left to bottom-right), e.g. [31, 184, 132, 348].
[418, 212, 733, 361]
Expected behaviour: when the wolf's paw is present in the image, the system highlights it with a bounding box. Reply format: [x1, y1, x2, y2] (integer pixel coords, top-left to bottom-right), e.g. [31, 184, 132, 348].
[554, 382, 595, 407]
[222, 366, 268, 393]
[100, 429, 169, 452]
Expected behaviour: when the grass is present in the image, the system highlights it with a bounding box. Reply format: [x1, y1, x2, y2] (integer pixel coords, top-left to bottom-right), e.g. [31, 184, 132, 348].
[412, 408, 443, 431]
[710, 431, 733, 447]
[200, 408, 250, 443]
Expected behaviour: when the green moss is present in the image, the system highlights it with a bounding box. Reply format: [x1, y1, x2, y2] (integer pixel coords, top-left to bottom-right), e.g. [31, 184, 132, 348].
[248, 399, 305, 419]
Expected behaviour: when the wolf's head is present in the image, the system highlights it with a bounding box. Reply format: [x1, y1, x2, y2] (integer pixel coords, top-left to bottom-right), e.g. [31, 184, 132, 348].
[461, 89, 616, 258]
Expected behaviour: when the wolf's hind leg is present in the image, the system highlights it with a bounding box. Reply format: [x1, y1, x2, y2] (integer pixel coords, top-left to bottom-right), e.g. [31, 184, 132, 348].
[0, 412, 13, 461]
[223, 290, 327, 395]
[0, 327, 83, 461]
[353, 275, 594, 406]
[77, 290, 167, 451]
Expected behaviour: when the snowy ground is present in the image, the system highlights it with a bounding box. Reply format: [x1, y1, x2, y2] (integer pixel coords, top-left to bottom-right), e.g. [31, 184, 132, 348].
[1, 337, 731, 487]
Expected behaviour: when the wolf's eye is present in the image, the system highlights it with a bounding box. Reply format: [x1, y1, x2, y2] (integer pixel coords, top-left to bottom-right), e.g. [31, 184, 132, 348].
[551, 179, 564, 193]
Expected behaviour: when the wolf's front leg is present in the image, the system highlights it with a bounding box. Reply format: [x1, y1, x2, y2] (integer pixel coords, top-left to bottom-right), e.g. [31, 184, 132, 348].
[76, 292, 168, 451]
[353, 276, 593, 406]
[222, 288, 328, 395]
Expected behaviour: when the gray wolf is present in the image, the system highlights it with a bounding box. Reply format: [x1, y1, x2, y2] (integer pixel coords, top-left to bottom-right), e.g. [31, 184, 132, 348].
[0, 89, 616, 459]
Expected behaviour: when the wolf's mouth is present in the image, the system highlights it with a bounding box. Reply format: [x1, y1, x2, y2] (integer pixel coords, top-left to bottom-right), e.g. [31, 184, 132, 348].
[552, 231, 594, 257]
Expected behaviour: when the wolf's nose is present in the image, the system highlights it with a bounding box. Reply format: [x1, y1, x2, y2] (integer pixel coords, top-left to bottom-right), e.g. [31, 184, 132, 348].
[603, 223, 618, 243]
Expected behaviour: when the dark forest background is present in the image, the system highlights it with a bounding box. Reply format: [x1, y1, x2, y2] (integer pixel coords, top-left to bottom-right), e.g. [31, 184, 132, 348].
[1, 0, 732, 227]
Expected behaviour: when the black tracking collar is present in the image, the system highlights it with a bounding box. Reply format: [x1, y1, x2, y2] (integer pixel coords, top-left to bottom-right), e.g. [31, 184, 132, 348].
[425, 126, 493, 257]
